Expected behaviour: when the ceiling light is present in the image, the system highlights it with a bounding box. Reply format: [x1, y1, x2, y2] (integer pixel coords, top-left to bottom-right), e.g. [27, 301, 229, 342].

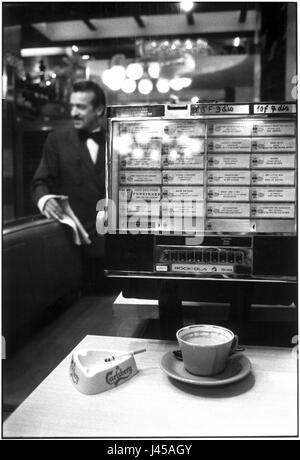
[180, 1, 194, 13]
[170, 78, 184, 91]
[72, 45, 79, 53]
[111, 65, 126, 81]
[185, 39, 193, 50]
[104, 67, 125, 91]
[82, 55, 90, 60]
[21, 47, 69, 57]
[156, 79, 170, 94]
[138, 78, 153, 95]
[102, 69, 112, 86]
[126, 62, 144, 80]
[108, 80, 122, 92]
[180, 77, 192, 88]
[233, 37, 241, 48]
[121, 78, 136, 94]
[148, 62, 160, 79]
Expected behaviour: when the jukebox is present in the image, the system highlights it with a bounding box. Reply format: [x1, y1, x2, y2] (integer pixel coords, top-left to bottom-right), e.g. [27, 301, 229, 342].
[101, 102, 297, 339]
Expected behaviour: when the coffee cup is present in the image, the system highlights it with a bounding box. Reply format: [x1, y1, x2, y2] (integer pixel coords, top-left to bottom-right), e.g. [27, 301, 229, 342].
[176, 324, 239, 376]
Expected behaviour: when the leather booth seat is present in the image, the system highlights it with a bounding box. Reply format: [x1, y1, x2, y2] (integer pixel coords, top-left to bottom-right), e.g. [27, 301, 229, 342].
[3, 217, 82, 350]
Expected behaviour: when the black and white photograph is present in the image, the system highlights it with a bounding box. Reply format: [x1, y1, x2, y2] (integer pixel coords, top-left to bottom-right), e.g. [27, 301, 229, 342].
[1, 1, 298, 441]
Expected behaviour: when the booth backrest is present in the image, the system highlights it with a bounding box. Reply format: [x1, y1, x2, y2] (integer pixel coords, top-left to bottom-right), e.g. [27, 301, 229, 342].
[2, 218, 82, 350]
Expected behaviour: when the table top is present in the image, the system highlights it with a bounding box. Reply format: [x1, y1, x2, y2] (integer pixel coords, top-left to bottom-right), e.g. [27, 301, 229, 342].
[3, 335, 298, 438]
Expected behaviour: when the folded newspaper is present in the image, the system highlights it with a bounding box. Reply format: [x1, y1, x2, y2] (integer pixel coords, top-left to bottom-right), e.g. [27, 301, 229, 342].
[46, 195, 91, 245]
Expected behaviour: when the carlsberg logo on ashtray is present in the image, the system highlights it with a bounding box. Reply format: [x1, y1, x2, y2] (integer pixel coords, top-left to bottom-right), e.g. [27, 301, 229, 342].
[106, 365, 132, 386]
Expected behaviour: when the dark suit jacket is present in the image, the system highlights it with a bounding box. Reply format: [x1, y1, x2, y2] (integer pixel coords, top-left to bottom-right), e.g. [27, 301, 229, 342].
[32, 127, 106, 240]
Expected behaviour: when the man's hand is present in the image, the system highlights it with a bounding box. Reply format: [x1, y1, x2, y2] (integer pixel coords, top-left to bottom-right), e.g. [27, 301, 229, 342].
[43, 198, 64, 220]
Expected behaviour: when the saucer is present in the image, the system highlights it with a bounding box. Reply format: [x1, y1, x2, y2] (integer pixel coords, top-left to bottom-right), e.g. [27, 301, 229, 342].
[160, 351, 251, 387]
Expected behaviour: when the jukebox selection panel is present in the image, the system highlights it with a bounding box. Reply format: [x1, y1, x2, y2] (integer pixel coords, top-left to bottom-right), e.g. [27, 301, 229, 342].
[115, 119, 205, 233]
[112, 115, 297, 236]
[206, 118, 296, 234]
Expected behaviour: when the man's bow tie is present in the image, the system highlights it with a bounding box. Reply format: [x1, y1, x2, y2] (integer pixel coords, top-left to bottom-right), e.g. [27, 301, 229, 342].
[78, 130, 103, 144]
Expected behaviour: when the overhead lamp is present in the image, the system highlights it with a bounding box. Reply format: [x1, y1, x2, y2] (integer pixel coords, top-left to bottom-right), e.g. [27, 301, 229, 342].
[126, 62, 144, 80]
[121, 78, 136, 94]
[21, 47, 70, 57]
[82, 55, 90, 60]
[180, 1, 194, 13]
[148, 62, 160, 79]
[111, 65, 126, 81]
[180, 77, 192, 88]
[233, 37, 241, 48]
[103, 65, 126, 91]
[170, 78, 184, 91]
[156, 78, 170, 94]
[72, 45, 79, 53]
[102, 69, 112, 86]
[185, 39, 193, 50]
[138, 78, 153, 95]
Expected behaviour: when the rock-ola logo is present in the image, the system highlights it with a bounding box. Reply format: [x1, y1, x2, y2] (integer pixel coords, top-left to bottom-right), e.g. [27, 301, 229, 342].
[106, 365, 132, 386]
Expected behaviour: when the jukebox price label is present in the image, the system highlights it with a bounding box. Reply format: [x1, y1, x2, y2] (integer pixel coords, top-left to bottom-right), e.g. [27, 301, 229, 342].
[117, 121, 163, 137]
[119, 171, 162, 185]
[251, 187, 296, 202]
[207, 171, 251, 185]
[119, 186, 161, 201]
[207, 187, 250, 202]
[119, 202, 160, 217]
[207, 122, 252, 137]
[163, 120, 206, 137]
[162, 186, 204, 201]
[251, 138, 296, 152]
[119, 141, 161, 169]
[162, 201, 204, 217]
[162, 151, 204, 169]
[161, 217, 205, 233]
[253, 103, 296, 114]
[208, 153, 250, 169]
[255, 219, 296, 233]
[191, 104, 250, 116]
[251, 171, 295, 185]
[162, 170, 204, 185]
[251, 204, 295, 218]
[251, 154, 295, 169]
[119, 216, 161, 231]
[206, 203, 250, 218]
[252, 122, 296, 136]
[206, 219, 252, 232]
[208, 138, 252, 152]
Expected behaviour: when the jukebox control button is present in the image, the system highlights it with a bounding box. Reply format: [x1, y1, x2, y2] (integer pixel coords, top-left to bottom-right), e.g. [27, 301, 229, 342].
[203, 251, 211, 263]
[220, 251, 227, 263]
[228, 252, 235, 263]
[171, 251, 178, 262]
[195, 251, 202, 262]
[211, 251, 219, 263]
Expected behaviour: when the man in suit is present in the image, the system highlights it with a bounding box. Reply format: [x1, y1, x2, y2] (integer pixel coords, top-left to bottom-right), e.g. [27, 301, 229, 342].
[32, 80, 107, 292]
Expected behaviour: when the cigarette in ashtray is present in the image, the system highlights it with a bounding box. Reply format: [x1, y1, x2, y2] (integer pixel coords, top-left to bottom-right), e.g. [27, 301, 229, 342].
[104, 348, 147, 362]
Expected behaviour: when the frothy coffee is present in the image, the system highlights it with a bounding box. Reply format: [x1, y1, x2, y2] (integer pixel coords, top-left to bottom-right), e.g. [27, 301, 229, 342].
[182, 332, 229, 346]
